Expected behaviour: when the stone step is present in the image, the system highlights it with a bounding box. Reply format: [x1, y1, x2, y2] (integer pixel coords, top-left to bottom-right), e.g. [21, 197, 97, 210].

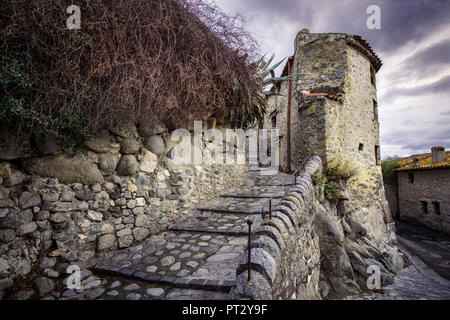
[221, 184, 291, 199]
[197, 196, 282, 215]
[220, 194, 284, 199]
[170, 212, 263, 236]
[94, 231, 246, 293]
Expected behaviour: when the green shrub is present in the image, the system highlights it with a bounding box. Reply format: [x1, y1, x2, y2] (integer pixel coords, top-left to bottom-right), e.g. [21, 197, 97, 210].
[312, 169, 341, 200]
[381, 157, 400, 185]
[324, 181, 340, 201]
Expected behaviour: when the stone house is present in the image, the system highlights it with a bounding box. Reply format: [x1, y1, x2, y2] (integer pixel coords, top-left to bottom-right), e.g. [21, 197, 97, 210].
[263, 29, 392, 235]
[262, 29, 403, 297]
[392, 146, 450, 234]
[264, 29, 383, 173]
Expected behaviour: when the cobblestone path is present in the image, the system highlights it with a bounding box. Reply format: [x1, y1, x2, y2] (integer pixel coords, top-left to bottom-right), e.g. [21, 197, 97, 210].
[49, 169, 295, 300]
[345, 247, 450, 300]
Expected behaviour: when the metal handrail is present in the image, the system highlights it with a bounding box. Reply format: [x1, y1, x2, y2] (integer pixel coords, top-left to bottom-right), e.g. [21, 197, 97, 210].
[287, 257, 325, 300]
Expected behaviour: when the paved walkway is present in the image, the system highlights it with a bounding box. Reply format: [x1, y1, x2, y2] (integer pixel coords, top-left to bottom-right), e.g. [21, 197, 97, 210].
[396, 221, 450, 280]
[346, 222, 450, 300]
[345, 248, 450, 300]
[49, 169, 295, 300]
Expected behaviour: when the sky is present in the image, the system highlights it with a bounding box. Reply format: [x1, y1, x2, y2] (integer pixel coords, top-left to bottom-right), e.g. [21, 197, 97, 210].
[214, 0, 450, 159]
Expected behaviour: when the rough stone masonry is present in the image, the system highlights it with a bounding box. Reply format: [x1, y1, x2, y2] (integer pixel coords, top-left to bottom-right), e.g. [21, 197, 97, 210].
[0, 121, 246, 298]
[0, 29, 408, 300]
[264, 30, 406, 299]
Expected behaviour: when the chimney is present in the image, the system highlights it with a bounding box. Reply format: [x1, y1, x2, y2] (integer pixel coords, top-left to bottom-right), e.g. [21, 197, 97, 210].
[299, 28, 310, 34]
[431, 146, 445, 163]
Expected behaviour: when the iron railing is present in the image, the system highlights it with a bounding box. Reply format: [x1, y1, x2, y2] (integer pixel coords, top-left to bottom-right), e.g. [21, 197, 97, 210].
[287, 257, 325, 299]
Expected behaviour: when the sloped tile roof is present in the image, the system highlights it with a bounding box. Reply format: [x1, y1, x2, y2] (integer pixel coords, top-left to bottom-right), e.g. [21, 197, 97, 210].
[349, 35, 383, 72]
[306, 93, 344, 103]
[395, 151, 450, 171]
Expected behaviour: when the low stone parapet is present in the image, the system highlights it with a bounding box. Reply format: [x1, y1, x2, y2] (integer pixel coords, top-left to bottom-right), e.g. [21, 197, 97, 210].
[230, 155, 322, 300]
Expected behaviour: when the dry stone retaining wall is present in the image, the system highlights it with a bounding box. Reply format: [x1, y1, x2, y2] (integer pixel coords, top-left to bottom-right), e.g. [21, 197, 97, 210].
[0, 122, 247, 297]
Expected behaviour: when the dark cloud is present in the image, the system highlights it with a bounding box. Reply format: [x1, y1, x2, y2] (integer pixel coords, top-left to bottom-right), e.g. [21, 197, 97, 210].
[381, 75, 450, 103]
[369, 0, 450, 53]
[215, 0, 450, 157]
[386, 40, 450, 82]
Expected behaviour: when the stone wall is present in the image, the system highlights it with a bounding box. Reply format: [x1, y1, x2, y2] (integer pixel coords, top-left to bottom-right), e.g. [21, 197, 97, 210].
[230, 156, 322, 300]
[384, 184, 399, 220]
[397, 169, 450, 234]
[263, 31, 406, 299]
[0, 122, 247, 296]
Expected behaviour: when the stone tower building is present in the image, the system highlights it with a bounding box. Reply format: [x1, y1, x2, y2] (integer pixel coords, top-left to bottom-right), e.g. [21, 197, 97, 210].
[265, 29, 383, 172]
[265, 30, 401, 298]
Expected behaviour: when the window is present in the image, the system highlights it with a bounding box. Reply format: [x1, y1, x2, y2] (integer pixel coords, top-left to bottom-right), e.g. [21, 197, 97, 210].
[373, 99, 378, 121]
[408, 172, 414, 183]
[370, 65, 376, 87]
[359, 143, 364, 151]
[433, 202, 441, 215]
[271, 115, 277, 129]
[375, 145, 380, 166]
[421, 201, 428, 214]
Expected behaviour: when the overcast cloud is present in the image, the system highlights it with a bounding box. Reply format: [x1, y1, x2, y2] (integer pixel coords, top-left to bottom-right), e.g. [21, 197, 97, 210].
[215, 0, 450, 158]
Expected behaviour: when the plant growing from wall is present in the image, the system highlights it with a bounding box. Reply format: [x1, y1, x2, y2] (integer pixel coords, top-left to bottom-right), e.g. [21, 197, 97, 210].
[326, 158, 359, 181]
[312, 170, 328, 195]
[313, 158, 358, 201]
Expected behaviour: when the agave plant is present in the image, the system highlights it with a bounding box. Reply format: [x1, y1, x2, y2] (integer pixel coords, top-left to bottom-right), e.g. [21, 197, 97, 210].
[228, 54, 292, 129]
[252, 54, 292, 122]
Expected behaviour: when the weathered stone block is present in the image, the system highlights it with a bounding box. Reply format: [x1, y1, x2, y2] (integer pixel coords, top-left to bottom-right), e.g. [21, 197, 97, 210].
[97, 234, 117, 251]
[144, 135, 165, 156]
[255, 225, 286, 250]
[16, 222, 37, 236]
[19, 192, 41, 209]
[133, 227, 150, 241]
[116, 155, 138, 176]
[26, 154, 104, 185]
[47, 201, 88, 212]
[238, 248, 277, 285]
[139, 150, 157, 173]
[33, 277, 54, 295]
[120, 138, 140, 154]
[118, 234, 134, 248]
[0, 229, 16, 243]
[230, 271, 272, 300]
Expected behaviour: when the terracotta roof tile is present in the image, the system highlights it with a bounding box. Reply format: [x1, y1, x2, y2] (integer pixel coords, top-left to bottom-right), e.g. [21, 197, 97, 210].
[306, 93, 343, 103]
[350, 35, 383, 72]
[395, 151, 450, 171]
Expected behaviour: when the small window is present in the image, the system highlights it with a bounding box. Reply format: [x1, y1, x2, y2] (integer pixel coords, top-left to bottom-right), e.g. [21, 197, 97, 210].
[373, 99, 378, 121]
[433, 202, 441, 215]
[408, 172, 414, 183]
[359, 143, 364, 151]
[370, 65, 376, 87]
[375, 145, 380, 166]
[271, 115, 277, 129]
[421, 201, 428, 214]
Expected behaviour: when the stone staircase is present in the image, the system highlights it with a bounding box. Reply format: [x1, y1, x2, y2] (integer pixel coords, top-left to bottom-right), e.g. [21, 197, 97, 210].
[60, 169, 295, 300]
